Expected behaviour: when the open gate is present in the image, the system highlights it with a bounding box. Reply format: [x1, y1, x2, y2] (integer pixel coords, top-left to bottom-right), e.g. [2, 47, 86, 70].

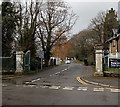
[23, 50, 30, 72]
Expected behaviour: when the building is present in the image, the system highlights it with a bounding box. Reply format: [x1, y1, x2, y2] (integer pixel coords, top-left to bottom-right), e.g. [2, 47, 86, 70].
[105, 25, 120, 68]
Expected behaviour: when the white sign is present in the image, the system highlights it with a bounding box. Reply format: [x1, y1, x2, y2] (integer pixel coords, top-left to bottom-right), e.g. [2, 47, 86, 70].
[39, 51, 44, 59]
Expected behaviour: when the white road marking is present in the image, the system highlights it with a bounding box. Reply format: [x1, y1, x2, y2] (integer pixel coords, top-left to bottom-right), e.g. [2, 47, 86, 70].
[23, 85, 35, 88]
[25, 82, 30, 84]
[40, 86, 48, 88]
[49, 86, 60, 90]
[63, 86, 74, 90]
[110, 89, 120, 93]
[62, 70, 65, 71]
[2, 84, 7, 87]
[50, 74, 55, 76]
[93, 88, 104, 92]
[31, 78, 40, 82]
[77, 87, 87, 91]
[16, 85, 21, 87]
[55, 72, 60, 75]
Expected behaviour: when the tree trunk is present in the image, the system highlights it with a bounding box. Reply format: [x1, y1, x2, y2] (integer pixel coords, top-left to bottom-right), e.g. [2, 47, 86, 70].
[44, 51, 51, 67]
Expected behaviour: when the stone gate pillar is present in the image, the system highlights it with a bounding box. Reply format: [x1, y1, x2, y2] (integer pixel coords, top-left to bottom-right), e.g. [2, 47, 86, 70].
[94, 44, 104, 77]
[16, 51, 24, 74]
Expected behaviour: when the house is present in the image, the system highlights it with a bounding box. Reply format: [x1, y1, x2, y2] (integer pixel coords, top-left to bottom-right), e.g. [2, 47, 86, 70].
[105, 25, 120, 68]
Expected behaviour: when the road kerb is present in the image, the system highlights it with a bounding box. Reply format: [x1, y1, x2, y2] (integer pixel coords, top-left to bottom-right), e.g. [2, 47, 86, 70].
[2, 75, 23, 79]
[76, 76, 120, 90]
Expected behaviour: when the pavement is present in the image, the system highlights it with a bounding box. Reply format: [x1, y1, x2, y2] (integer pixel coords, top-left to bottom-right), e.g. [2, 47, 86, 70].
[79, 68, 120, 89]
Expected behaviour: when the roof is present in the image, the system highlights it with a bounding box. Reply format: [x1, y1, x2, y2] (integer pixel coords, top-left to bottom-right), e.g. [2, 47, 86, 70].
[106, 34, 120, 43]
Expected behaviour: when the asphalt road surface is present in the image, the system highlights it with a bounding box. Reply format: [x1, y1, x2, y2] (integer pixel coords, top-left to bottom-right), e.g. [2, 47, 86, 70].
[2, 61, 119, 106]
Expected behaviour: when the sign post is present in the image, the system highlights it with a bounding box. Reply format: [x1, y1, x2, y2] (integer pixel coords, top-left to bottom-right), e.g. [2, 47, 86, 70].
[39, 51, 44, 70]
[41, 58, 42, 70]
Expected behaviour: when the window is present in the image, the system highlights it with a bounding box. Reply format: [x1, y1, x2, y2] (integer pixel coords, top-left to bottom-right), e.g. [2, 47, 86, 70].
[112, 40, 116, 47]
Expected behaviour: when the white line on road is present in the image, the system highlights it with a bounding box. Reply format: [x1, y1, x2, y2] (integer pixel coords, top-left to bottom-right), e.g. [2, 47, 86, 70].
[23, 85, 36, 88]
[2, 84, 7, 87]
[31, 78, 40, 82]
[49, 86, 60, 90]
[40, 86, 49, 88]
[93, 88, 104, 92]
[110, 89, 120, 93]
[77, 87, 87, 91]
[55, 72, 60, 75]
[63, 86, 74, 90]
[25, 82, 30, 84]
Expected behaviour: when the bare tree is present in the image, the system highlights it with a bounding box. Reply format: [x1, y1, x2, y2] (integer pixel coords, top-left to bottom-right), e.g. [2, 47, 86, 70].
[70, 29, 98, 64]
[14, 1, 42, 57]
[88, 11, 106, 44]
[36, 1, 77, 66]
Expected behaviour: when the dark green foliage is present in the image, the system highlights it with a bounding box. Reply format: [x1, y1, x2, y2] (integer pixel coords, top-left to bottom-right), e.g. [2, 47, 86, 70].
[15, 2, 39, 58]
[30, 57, 41, 71]
[2, 2, 17, 56]
[103, 8, 118, 49]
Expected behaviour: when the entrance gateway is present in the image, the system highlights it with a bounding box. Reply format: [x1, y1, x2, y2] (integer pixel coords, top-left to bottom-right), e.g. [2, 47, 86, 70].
[94, 44, 104, 77]
[16, 50, 30, 73]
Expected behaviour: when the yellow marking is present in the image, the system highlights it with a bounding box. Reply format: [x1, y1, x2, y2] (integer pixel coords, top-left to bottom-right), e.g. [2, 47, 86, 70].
[76, 76, 120, 90]
[2, 75, 23, 79]
[76, 77, 89, 86]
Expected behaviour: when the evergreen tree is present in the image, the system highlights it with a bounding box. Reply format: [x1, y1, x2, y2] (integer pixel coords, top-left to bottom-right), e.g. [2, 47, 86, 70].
[103, 8, 118, 49]
[2, 2, 17, 56]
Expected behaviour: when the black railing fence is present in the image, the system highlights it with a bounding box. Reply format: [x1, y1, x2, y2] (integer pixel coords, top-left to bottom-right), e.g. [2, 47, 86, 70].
[1, 53, 16, 74]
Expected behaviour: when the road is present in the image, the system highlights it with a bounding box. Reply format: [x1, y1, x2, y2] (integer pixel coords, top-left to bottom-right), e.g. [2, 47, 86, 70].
[2, 61, 119, 105]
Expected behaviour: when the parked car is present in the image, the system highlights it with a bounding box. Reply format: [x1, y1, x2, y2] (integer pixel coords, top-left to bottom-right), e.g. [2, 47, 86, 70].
[65, 60, 71, 64]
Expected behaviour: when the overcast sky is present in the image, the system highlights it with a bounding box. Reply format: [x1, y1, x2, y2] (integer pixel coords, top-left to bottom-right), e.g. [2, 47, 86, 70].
[65, 1, 119, 35]
[0, 0, 119, 35]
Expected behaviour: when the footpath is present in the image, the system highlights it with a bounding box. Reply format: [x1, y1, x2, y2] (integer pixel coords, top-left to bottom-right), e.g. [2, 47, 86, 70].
[79, 67, 120, 89]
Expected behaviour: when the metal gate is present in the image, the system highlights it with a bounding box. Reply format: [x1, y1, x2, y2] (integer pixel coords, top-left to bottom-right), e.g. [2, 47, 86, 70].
[103, 55, 108, 71]
[23, 50, 30, 72]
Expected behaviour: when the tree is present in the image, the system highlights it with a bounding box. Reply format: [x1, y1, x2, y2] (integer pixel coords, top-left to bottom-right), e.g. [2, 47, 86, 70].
[103, 8, 118, 49]
[89, 8, 118, 50]
[70, 29, 98, 64]
[52, 37, 73, 60]
[14, 1, 42, 57]
[36, 1, 77, 66]
[89, 11, 106, 44]
[2, 2, 17, 56]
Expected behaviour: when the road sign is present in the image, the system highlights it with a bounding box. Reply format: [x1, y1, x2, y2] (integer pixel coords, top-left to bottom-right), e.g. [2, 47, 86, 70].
[39, 50, 44, 70]
[39, 51, 44, 59]
[109, 58, 120, 68]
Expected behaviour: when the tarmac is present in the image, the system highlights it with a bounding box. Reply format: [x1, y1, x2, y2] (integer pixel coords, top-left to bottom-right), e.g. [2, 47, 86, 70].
[2, 63, 120, 89]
